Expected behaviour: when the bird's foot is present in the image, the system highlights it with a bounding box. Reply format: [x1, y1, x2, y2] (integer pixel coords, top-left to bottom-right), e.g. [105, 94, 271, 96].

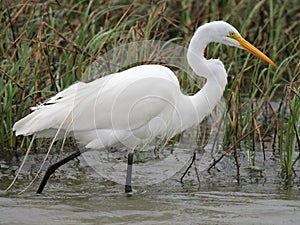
[125, 185, 133, 196]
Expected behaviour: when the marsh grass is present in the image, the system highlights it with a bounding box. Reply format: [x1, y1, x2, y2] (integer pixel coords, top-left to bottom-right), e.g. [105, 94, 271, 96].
[279, 84, 300, 178]
[1, 0, 299, 179]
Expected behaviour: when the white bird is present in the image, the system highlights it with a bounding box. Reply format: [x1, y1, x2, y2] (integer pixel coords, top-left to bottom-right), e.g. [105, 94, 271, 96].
[13, 21, 275, 194]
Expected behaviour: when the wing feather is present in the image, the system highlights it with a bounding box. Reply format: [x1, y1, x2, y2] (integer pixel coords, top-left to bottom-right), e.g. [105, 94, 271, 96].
[13, 65, 181, 148]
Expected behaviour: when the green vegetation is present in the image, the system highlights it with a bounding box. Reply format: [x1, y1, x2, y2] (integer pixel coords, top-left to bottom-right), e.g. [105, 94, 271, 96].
[1, 0, 299, 179]
[279, 85, 300, 178]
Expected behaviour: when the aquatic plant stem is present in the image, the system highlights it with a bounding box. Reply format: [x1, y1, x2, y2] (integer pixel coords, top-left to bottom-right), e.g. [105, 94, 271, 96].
[5, 135, 36, 192]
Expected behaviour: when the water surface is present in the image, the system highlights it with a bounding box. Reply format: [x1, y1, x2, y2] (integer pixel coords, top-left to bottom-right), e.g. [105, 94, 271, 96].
[0, 148, 299, 225]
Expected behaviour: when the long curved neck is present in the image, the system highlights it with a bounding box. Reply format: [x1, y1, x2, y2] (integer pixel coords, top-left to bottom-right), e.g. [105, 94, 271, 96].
[184, 26, 228, 126]
[187, 25, 215, 75]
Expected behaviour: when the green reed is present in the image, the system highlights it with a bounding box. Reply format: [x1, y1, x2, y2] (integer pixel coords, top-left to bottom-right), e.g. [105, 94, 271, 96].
[279, 84, 299, 178]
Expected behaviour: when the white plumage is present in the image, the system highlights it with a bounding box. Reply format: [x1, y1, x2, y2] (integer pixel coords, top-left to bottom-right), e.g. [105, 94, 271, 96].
[13, 21, 274, 151]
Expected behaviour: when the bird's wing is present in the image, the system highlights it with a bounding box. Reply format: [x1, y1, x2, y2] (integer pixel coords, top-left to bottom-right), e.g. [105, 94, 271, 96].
[72, 65, 181, 132]
[13, 65, 181, 140]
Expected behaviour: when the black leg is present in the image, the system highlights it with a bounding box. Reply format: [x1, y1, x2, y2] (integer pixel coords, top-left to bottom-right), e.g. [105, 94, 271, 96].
[180, 151, 196, 183]
[37, 150, 82, 193]
[125, 152, 134, 194]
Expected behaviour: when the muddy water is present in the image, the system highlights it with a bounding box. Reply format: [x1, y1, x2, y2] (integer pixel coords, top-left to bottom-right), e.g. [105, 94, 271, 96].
[0, 149, 299, 225]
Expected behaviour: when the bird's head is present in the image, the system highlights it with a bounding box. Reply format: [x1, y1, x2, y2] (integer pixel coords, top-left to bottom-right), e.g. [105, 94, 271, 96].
[205, 21, 276, 67]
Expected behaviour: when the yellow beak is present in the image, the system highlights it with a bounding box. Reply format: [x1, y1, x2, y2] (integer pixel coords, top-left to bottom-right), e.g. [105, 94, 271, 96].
[232, 33, 276, 67]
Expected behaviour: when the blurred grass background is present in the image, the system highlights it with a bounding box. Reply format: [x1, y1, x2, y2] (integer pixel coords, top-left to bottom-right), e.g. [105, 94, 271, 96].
[0, 0, 299, 178]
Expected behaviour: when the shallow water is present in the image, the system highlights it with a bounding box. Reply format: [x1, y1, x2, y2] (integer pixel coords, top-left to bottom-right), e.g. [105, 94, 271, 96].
[1, 189, 299, 225]
[1, 147, 300, 225]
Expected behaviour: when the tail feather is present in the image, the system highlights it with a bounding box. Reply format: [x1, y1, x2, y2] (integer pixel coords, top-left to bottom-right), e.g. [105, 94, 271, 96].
[13, 82, 85, 137]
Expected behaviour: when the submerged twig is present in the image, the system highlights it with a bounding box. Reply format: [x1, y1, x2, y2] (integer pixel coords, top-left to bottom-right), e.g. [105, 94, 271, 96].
[193, 153, 201, 190]
[180, 151, 196, 183]
[208, 126, 260, 171]
[5, 135, 36, 192]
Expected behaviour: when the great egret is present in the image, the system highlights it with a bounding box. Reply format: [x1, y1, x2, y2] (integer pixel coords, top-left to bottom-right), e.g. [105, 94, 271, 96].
[13, 21, 275, 194]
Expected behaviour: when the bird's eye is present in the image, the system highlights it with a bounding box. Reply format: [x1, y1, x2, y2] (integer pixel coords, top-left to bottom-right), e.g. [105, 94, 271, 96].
[228, 31, 235, 37]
